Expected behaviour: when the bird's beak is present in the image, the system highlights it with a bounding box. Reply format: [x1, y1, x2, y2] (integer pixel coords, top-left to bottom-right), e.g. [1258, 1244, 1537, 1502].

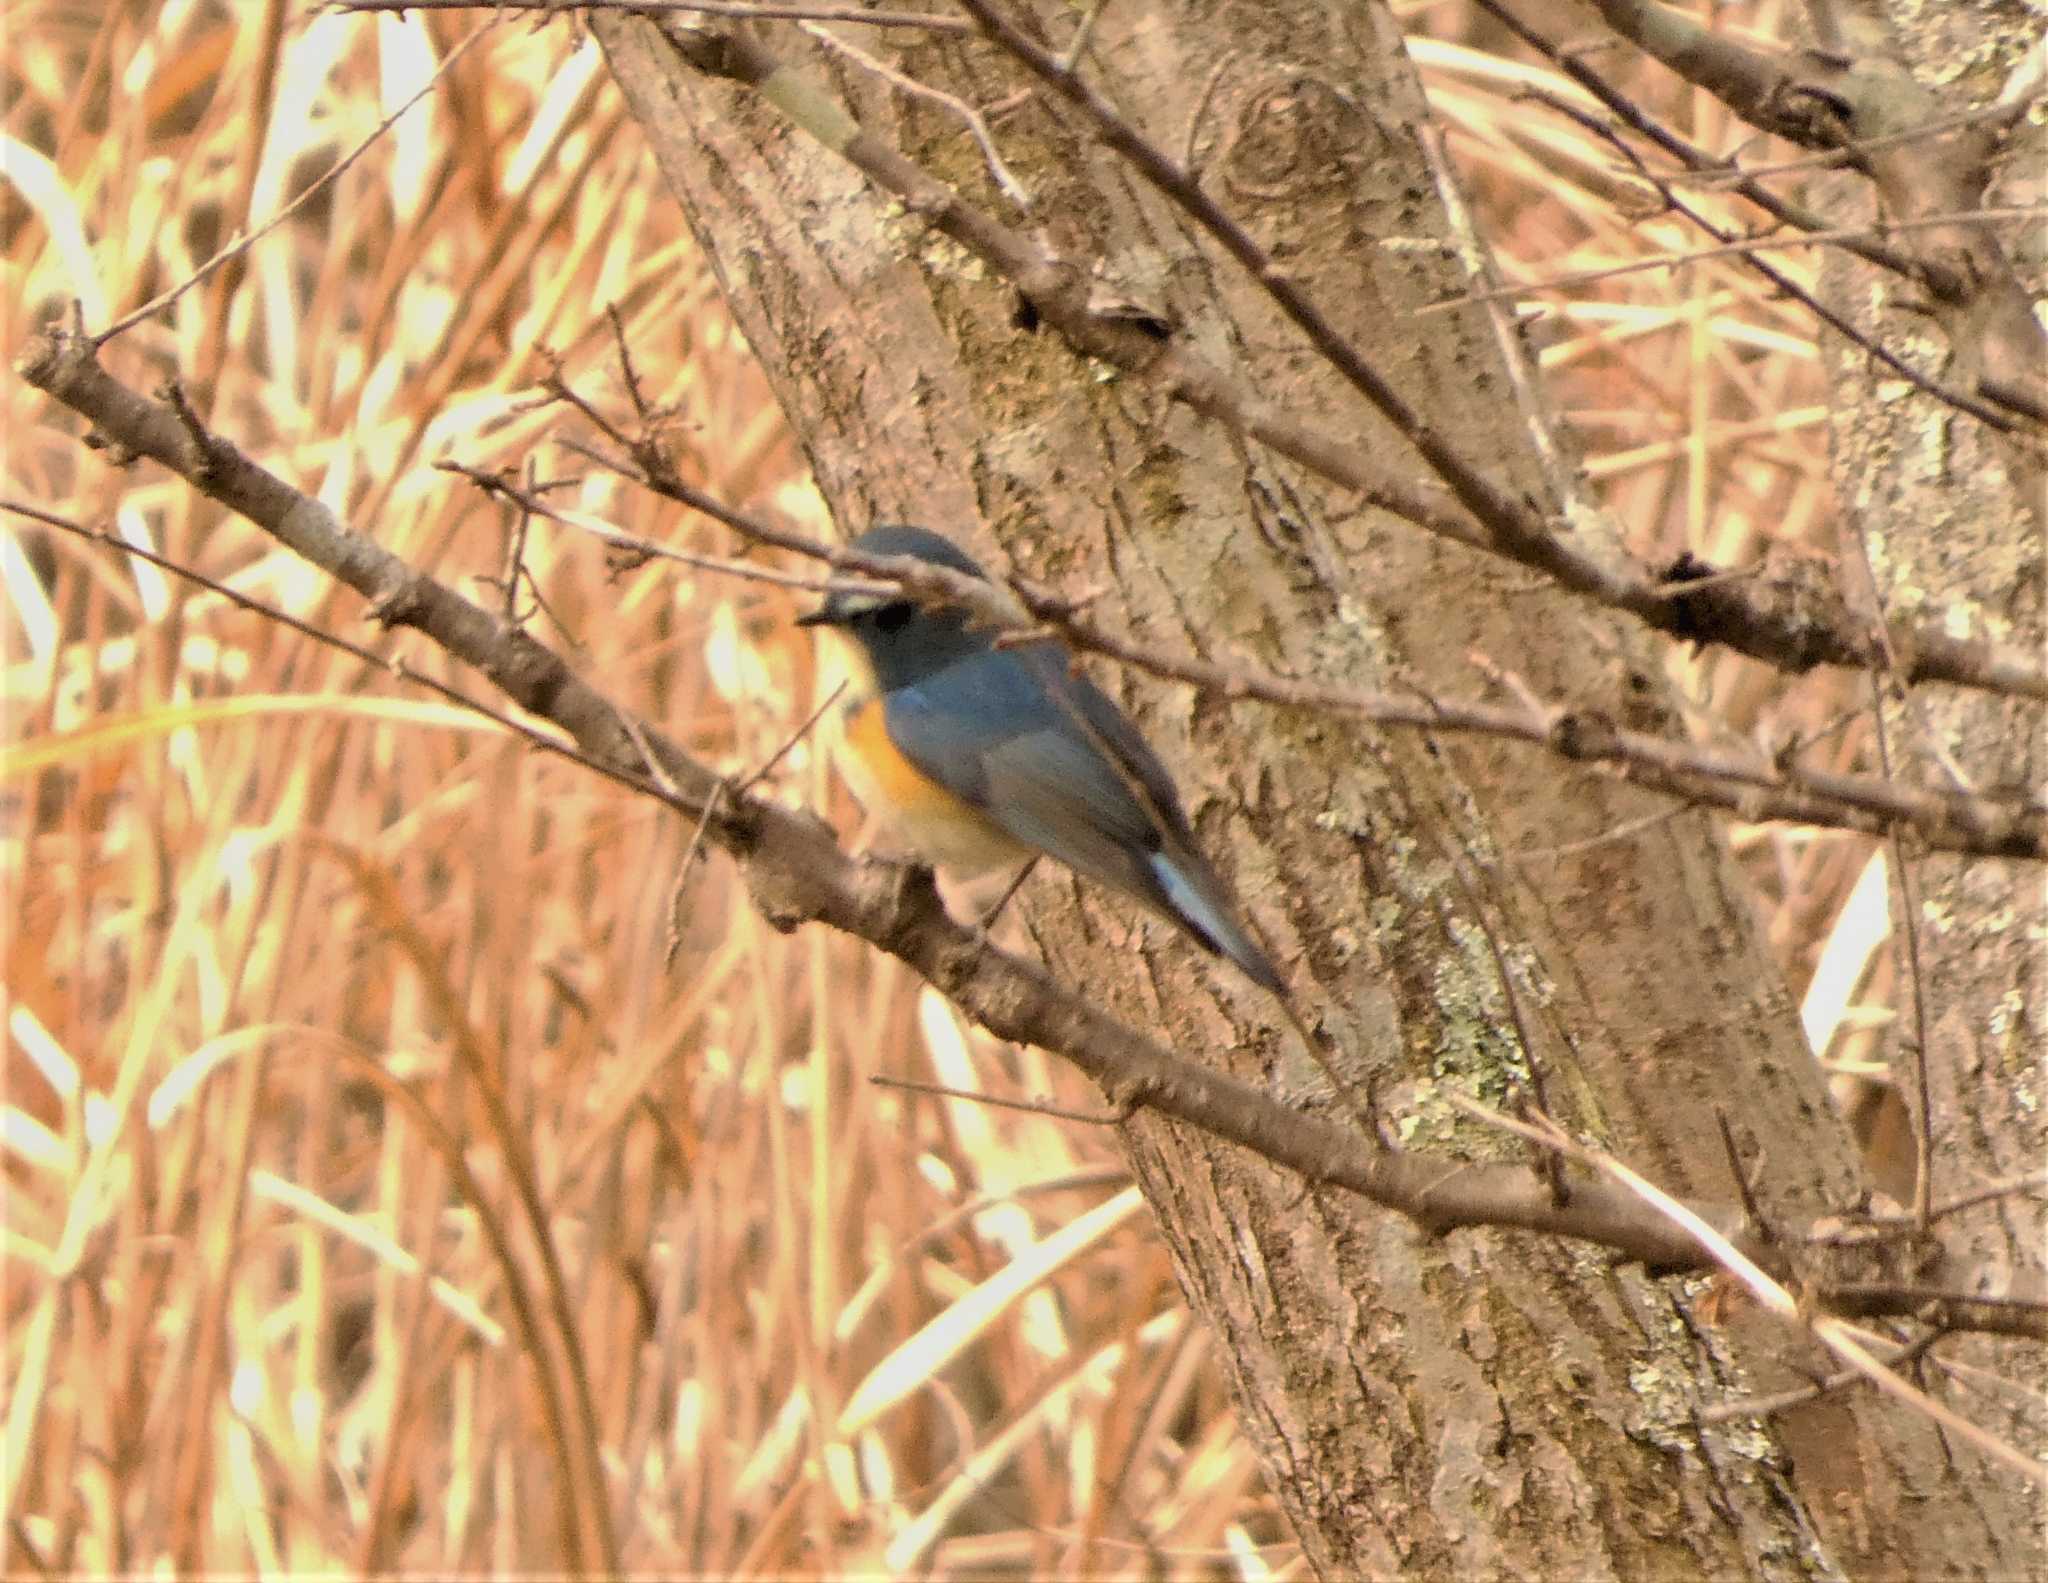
[795, 607, 838, 628]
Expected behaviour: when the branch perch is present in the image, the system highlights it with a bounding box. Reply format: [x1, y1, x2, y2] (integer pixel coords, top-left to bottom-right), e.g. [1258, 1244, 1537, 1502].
[25, 322, 2036, 1333]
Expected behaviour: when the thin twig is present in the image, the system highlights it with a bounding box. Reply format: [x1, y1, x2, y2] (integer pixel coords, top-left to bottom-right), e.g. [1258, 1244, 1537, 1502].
[605, 302, 653, 424]
[1058, 0, 1110, 71]
[1834, 518, 1940, 1231]
[1696, 1328, 1946, 1425]
[499, 456, 540, 623]
[1714, 1107, 1771, 1242]
[559, 438, 2048, 860]
[799, 21, 1032, 210]
[1925, 1170, 2048, 1223]
[439, 457, 890, 599]
[667, 779, 728, 968]
[1420, 205, 2048, 315]
[737, 679, 846, 796]
[870, 1073, 1132, 1126]
[1679, 105, 2037, 186]
[96, 20, 494, 343]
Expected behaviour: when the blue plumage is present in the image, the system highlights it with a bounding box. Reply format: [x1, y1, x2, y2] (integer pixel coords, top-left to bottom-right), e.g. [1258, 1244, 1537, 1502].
[800, 526, 1281, 993]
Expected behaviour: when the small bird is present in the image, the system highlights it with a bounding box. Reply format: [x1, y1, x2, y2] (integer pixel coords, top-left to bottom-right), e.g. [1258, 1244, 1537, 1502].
[799, 525, 1281, 992]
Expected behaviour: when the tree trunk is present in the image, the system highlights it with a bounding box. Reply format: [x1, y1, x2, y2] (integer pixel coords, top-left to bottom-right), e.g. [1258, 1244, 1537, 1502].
[1807, 0, 2047, 1546]
[595, 4, 2037, 1573]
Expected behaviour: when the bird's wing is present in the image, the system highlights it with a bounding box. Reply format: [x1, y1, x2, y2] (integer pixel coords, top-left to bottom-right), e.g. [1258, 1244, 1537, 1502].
[997, 649, 1281, 991]
[888, 648, 1280, 990]
[884, 647, 1165, 894]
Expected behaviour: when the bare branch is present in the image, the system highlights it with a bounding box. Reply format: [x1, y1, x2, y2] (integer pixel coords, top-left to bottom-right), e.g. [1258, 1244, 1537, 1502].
[27, 323, 2036, 1322]
[1696, 1329, 1947, 1426]
[617, 9, 2047, 699]
[1559, 0, 2048, 430]
[1422, 205, 2048, 316]
[551, 427, 2047, 860]
[1513, 81, 2026, 432]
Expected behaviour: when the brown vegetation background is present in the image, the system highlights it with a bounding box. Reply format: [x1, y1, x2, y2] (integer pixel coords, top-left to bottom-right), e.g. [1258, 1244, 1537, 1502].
[4, 1, 1911, 1573]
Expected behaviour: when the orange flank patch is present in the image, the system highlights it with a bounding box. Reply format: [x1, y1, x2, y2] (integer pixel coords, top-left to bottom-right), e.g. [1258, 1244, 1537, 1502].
[843, 695, 954, 814]
[838, 695, 1026, 874]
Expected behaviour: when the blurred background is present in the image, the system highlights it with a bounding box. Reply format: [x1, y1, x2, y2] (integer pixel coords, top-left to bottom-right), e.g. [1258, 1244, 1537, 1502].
[4, 1, 1895, 1573]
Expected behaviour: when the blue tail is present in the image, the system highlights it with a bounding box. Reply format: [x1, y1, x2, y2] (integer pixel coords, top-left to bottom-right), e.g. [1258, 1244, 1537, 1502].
[1149, 851, 1283, 993]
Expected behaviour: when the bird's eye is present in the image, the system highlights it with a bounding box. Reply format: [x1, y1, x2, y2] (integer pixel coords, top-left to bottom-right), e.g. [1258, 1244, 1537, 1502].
[875, 602, 914, 633]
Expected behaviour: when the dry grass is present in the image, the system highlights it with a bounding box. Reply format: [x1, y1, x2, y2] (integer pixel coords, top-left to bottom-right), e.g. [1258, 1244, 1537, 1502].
[4, 1, 1886, 1574]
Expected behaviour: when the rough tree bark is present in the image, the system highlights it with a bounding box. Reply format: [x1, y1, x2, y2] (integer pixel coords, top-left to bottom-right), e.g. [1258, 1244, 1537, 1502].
[1806, 0, 2048, 1540]
[590, 2, 2037, 1574]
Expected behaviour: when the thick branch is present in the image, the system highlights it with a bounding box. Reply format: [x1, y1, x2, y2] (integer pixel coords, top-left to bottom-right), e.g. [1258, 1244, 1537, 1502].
[29, 322, 2036, 1334]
